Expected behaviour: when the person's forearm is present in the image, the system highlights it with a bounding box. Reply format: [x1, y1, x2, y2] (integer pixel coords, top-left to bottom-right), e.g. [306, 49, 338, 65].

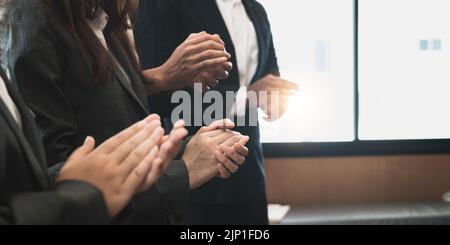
[143, 66, 180, 96]
[10, 181, 109, 225]
[143, 66, 175, 96]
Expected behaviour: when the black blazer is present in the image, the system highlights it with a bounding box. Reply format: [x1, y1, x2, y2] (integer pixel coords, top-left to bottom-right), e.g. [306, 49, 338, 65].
[134, 0, 279, 204]
[14, 16, 189, 224]
[0, 69, 109, 225]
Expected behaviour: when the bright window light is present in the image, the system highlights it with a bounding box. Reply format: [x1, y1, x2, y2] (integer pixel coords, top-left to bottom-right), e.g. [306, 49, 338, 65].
[258, 0, 355, 143]
[359, 0, 450, 140]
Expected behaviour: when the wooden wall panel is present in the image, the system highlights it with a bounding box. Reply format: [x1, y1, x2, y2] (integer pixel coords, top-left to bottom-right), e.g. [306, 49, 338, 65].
[265, 155, 450, 205]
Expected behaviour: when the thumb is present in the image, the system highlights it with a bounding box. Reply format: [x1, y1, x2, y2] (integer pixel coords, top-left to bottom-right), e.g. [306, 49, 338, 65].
[188, 31, 206, 39]
[199, 119, 235, 133]
[70, 136, 96, 160]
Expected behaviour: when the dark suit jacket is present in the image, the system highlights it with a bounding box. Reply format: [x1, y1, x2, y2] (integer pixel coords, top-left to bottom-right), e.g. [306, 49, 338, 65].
[0, 69, 109, 225]
[134, 0, 279, 204]
[14, 15, 189, 224]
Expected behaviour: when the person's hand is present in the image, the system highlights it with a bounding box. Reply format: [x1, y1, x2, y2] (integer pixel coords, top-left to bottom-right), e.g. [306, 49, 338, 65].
[56, 115, 165, 219]
[153, 32, 231, 91]
[137, 119, 188, 193]
[194, 61, 233, 93]
[215, 135, 250, 179]
[182, 119, 248, 190]
[249, 74, 299, 121]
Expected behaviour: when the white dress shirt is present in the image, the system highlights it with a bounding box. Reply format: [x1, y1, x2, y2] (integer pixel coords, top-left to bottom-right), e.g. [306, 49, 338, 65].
[0, 75, 22, 129]
[216, 0, 259, 116]
[87, 10, 109, 48]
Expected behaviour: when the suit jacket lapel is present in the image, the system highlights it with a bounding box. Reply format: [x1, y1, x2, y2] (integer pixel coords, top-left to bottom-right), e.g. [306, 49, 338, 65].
[106, 38, 150, 115]
[190, 0, 240, 87]
[6, 80, 48, 168]
[0, 71, 50, 189]
[113, 63, 149, 114]
[242, 0, 264, 84]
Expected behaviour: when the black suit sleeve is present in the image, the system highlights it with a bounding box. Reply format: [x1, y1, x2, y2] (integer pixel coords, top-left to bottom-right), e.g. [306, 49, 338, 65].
[14, 27, 78, 168]
[257, 2, 280, 77]
[43, 139, 191, 225]
[127, 135, 191, 224]
[265, 31, 280, 76]
[0, 181, 109, 225]
[129, 160, 189, 224]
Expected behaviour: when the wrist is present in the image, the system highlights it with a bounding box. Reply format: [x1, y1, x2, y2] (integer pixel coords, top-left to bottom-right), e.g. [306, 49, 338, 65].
[183, 158, 196, 190]
[144, 66, 177, 94]
[145, 66, 166, 85]
[188, 173, 197, 191]
[158, 62, 180, 90]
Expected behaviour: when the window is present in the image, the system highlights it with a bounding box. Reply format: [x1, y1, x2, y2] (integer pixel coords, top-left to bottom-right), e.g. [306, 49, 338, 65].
[259, 0, 450, 156]
[258, 0, 355, 143]
[359, 0, 450, 140]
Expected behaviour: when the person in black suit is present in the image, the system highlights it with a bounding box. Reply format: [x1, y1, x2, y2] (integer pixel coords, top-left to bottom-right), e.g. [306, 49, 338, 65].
[12, 0, 250, 224]
[134, 0, 299, 224]
[0, 67, 186, 224]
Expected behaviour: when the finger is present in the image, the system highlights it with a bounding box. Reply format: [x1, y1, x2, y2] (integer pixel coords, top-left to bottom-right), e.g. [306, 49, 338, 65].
[191, 40, 227, 55]
[213, 34, 225, 45]
[192, 49, 231, 65]
[217, 163, 231, 179]
[163, 122, 187, 146]
[214, 71, 228, 81]
[96, 119, 148, 154]
[187, 31, 207, 39]
[211, 130, 241, 144]
[123, 146, 159, 192]
[221, 61, 233, 72]
[170, 127, 189, 144]
[267, 89, 298, 96]
[120, 127, 165, 176]
[206, 78, 219, 89]
[213, 66, 228, 81]
[173, 120, 186, 129]
[233, 142, 249, 158]
[264, 113, 280, 122]
[160, 135, 170, 145]
[203, 85, 210, 93]
[215, 150, 239, 173]
[197, 72, 218, 91]
[280, 79, 300, 91]
[156, 141, 174, 171]
[163, 128, 188, 159]
[222, 134, 244, 147]
[199, 119, 235, 133]
[205, 129, 229, 138]
[68, 136, 96, 161]
[194, 57, 230, 73]
[142, 157, 166, 190]
[192, 73, 210, 93]
[146, 141, 180, 186]
[188, 33, 223, 46]
[143, 114, 161, 124]
[239, 136, 250, 145]
[193, 72, 208, 84]
[203, 75, 219, 90]
[113, 121, 164, 163]
[154, 128, 187, 171]
[221, 145, 245, 166]
[96, 114, 159, 153]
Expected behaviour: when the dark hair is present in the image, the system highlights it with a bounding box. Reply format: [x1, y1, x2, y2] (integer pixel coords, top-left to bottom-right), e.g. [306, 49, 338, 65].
[41, 0, 142, 83]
